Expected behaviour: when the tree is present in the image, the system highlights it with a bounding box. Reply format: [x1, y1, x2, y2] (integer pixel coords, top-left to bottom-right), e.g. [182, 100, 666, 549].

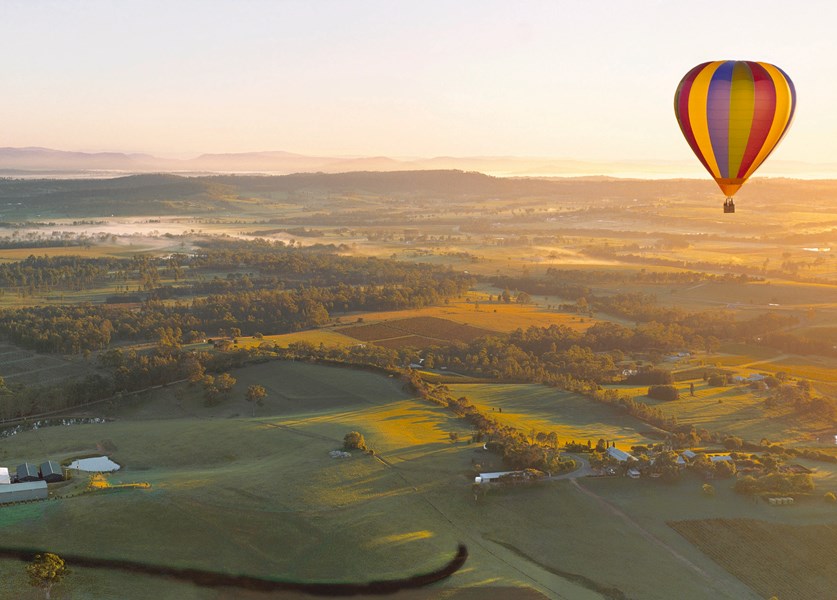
[723, 436, 743, 451]
[343, 431, 367, 451]
[714, 459, 736, 479]
[27, 552, 68, 599]
[245, 384, 267, 417]
[648, 384, 679, 401]
[215, 373, 236, 398]
[202, 374, 220, 406]
[183, 355, 205, 384]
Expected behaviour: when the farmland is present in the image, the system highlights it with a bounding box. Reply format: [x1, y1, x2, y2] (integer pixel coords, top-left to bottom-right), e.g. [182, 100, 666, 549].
[0, 361, 779, 600]
[337, 316, 495, 349]
[447, 382, 661, 446]
[670, 519, 837, 600]
[607, 380, 824, 445]
[0, 173, 836, 598]
[335, 298, 601, 334]
[0, 342, 87, 387]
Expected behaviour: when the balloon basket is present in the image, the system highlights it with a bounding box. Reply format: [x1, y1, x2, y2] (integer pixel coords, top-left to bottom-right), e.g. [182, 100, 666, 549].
[723, 198, 735, 213]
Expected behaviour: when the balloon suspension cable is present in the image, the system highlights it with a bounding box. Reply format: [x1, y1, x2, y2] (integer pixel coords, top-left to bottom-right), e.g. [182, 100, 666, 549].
[723, 197, 735, 214]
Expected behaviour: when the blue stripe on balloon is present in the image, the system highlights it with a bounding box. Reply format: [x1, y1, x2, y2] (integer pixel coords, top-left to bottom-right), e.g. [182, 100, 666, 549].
[706, 61, 734, 179]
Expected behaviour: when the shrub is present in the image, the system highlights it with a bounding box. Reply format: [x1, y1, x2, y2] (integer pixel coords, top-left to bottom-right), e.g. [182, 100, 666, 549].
[825, 492, 837, 504]
[702, 483, 715, 496]
[707, 374, 728, 386]
[343, 431, 367, 451]
[723, 436, 743, 450]
[648, 384, 679, 401]
[713, 460, 736, 478]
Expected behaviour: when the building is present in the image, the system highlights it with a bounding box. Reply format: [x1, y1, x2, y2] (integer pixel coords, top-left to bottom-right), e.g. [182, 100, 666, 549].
[607, 447, 636, 463]
[627, 468, 641, 479]
[0, 467, 10, 485]
[40, 461, 64, 483]
[681, 450, 697, 460]
[16, 463, 39, 483]
[474, 470, 543, 484]
[709, 455, 733, 463]
[475, 471, 520, 484]
[0, 481, 48, 505]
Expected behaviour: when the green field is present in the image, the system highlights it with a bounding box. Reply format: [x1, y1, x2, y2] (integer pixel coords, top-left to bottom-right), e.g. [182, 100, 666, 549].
[607, 379, 832, 446]
[670, 519, 837, 600]
[447, 382, 661, 446]
[0, 360, 794, 600]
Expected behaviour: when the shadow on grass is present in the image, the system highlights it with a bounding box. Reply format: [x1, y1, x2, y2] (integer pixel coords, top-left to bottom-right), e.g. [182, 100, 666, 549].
[0, 544, 467, 596]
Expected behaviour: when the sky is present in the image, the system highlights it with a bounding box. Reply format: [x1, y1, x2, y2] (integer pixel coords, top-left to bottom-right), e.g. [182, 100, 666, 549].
[2, 0, 837, 175]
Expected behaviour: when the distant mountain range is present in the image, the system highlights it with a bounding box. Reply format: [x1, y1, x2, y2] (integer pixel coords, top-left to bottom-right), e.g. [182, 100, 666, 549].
[1, 146, 834, 179]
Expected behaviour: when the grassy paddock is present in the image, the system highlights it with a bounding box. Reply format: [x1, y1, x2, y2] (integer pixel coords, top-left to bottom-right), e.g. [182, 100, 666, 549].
[447, 382, 659, 445]
[670, 519, 837, 600]
[0, 361, 832, 600]
[336, 300, 601, 334]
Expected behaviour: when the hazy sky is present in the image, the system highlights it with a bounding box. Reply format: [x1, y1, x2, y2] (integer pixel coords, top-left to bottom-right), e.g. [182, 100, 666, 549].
[3, 0, 836, 172]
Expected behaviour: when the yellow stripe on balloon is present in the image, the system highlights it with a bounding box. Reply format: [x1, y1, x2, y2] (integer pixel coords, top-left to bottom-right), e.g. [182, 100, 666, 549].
[688, 61, 724, 178]
[742, 62, 793, 180]
[727, 62, 755, 178]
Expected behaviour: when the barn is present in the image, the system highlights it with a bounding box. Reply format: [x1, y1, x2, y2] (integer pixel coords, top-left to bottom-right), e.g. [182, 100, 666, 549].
[0, 481, 48, 505]
[16, 463, 39, 482]
[40, 461, 64, 483]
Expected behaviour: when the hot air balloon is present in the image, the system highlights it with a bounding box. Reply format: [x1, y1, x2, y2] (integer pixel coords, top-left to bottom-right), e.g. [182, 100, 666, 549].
[674, 61, 796, 213]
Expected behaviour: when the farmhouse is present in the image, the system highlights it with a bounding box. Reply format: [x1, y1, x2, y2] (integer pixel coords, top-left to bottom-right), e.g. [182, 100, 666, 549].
[607, 447, 637, 463]
[0, 481, 48, 505]
[40, 461, 64, 483]
[0, 467, 10, 485]
[16, 463, 39, 482]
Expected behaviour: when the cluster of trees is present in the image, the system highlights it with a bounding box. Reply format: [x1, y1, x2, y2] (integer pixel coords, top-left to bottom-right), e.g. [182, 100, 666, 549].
[735, 472, 815, 495]
[0, 241, 473, 353]
[765, 379, 837, 420]
[499, 268, 756, 291]
[0, 275, 470, 355]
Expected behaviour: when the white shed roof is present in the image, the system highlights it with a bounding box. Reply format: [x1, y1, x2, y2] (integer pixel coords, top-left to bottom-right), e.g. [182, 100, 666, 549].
[477, 471, 519, 479]
[0, 467, 9, 485]
[607, 447, 636, 462]
[0, 480, 47, 494]
[710, 455, 733, 462]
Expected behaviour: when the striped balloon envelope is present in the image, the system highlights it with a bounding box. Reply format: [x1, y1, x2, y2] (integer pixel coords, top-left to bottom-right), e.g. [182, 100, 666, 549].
[674, 60, 796, 200]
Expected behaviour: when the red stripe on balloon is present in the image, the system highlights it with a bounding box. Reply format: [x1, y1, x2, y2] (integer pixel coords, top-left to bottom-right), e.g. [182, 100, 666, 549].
[737, 62, 776, 178]
[675, 63, 712, 175]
